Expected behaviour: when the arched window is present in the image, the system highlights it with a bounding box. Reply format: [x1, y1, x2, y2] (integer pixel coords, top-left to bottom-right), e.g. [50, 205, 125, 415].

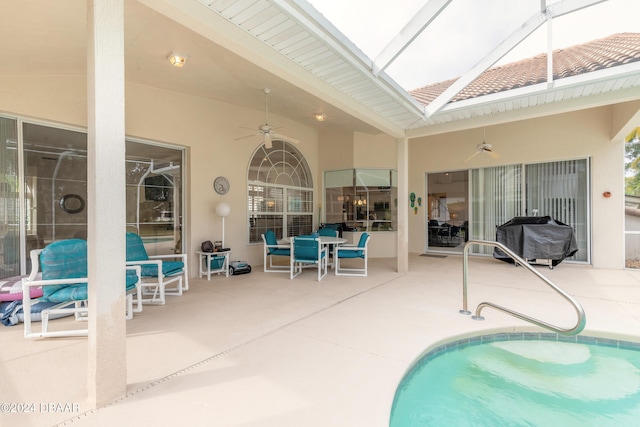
[248, 140, 313, 243]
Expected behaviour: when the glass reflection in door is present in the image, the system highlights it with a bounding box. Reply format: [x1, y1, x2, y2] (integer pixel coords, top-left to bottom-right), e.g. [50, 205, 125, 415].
[426, 171, 469, 253]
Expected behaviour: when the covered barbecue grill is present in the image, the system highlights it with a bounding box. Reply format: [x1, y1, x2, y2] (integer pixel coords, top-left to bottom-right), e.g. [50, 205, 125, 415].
[493, 216, 578, 268]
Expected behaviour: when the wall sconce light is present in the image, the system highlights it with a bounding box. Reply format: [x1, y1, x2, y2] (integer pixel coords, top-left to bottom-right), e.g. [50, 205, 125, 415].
[314, 113, 326, 122]
[167, 52, 188, 67]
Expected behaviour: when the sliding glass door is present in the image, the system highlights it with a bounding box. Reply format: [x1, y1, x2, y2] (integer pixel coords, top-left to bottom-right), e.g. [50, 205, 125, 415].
[125, 140, 183, 256]
[0, 116, 185, 280]
[467, 159, 589, 262]
[470, 165, 522, 255]
[525, 160, 589, 262]
[426, 171, 469, 253]
[0, 117, 20, 277]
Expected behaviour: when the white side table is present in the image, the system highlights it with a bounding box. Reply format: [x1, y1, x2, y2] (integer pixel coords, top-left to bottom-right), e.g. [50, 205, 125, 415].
[196, 250, 231, 280]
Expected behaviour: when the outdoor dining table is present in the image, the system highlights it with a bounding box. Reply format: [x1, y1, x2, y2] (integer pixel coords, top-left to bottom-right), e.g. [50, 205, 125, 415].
[282, 235, 347, 268]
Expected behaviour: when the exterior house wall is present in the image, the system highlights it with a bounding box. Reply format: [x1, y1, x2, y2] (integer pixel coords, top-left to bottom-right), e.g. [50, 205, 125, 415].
[408, 106, 624, 269]
[318, 130, 354, 171]
[353, 132, 397, 168]
[125, 83, 321, 270]
[318, 130, 401, 258]
[0, 76, 321, 273]
[0, 75, 88, 124]
[353, 131, 399, 257]
[0, 75, 633, 269]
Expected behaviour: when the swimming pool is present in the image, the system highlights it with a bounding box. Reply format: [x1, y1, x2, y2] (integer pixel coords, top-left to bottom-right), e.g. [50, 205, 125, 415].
[390, 332, 640, 427]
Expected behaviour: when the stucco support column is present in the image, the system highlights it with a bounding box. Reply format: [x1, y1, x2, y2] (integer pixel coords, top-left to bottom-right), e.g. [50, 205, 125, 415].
[397, 137, 409, 273]
[86, 0, 127, 407]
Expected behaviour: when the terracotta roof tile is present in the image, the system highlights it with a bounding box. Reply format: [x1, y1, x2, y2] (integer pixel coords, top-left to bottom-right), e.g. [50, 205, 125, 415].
[409, 33, 640, 106]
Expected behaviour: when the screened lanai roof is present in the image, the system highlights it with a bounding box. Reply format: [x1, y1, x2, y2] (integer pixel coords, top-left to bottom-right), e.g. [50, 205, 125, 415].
[193, 0, 640, 136]
[4, 1, 637, 138]
[411, 33, 640, 105]
[409, 32, 640, 128]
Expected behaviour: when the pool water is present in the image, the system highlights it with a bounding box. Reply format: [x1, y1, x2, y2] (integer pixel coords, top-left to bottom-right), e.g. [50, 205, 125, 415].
[390, 336, 640, 426]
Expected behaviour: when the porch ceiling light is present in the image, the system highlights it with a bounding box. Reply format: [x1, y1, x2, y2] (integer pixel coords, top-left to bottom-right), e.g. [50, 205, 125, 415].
[167, 52, 188, 67]
[314, 113, 326, 122]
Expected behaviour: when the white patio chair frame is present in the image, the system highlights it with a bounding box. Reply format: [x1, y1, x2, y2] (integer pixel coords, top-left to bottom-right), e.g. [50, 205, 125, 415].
[262, 232, 291, 273]
[335, 234, 370, 277]
[21, 248, 142, 339]
[290, 236, 328, 281]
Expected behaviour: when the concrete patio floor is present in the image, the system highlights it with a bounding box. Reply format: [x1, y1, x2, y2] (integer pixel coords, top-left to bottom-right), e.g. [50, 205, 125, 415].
[3, 253, 640, 427]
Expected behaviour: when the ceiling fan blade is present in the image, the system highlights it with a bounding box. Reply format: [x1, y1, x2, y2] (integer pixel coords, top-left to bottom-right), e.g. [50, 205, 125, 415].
[239, 88, 299, 149]
[271, 133, 300, 144]
[234, 133, 259, 141]
[487, 150, 500, 159]
[464, 151, 480, 162]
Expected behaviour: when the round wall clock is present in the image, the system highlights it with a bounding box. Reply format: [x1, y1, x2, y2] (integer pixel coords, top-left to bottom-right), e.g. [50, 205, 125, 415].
[214, 176, 230, 195]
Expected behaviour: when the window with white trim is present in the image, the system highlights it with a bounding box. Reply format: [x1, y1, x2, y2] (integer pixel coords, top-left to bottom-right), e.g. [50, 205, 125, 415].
[248, 140, 313, 243]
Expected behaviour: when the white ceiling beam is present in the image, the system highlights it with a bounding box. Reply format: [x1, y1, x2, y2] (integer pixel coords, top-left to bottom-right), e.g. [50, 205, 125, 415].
[278, 0, 428, 116]
[372, 0, 452, 77]
[424, 0, 608, 118]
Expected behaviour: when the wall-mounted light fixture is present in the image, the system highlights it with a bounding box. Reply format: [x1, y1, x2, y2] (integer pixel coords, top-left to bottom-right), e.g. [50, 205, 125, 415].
[167, 52, 188, 67]
[314, 113, 326, 122]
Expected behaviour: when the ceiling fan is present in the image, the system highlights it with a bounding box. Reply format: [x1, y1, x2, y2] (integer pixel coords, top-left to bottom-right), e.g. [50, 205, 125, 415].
[465, 128, 500, 162]
[235, 88, 299, 149]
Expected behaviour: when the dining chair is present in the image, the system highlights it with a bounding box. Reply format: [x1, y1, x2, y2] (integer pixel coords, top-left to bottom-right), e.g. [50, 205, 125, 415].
[437, 223, 452, 244]
[318, 227, 338, 259]
[335, 233, 370, 276]
[262, 230, 291, 273]
[318, 228, 338, 237]
[290, 236, 327, 281]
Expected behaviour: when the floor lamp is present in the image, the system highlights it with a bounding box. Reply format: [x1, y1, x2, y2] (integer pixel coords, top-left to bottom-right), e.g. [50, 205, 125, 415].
[216, 202, 231, 248]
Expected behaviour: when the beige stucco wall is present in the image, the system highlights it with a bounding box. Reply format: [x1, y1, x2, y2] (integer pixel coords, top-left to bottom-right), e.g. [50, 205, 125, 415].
[0, 75, 88, 125]
[0, 75, 635, 270]
[0, 76, 321, 273]
[353, 132, 399, 257]
[353, 131, 397, 168]
[408, 106, 626, 269]
[317, 129, 400, 258]
[125, 83, 321, 271]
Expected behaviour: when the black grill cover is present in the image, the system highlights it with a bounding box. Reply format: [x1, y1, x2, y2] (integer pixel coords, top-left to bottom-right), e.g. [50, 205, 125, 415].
[493, 216, 578, 266]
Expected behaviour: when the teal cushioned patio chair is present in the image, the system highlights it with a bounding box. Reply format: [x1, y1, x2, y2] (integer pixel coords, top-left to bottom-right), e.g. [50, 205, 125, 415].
[335, 233, 370, 277]
[290, 236, 327, 281]
[318, 227, 339, 259]
[125, 232, 188, 305]
[262, 230, 291, 273]
[318, 228, 338, 237]
[21, 239, 142, 338]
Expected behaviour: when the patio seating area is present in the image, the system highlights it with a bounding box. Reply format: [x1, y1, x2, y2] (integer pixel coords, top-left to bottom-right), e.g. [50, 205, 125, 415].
[3, 254, 640, 426]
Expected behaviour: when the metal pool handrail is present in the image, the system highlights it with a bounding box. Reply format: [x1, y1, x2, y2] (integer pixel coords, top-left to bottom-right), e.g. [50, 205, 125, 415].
[461, 240, 586, 336]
